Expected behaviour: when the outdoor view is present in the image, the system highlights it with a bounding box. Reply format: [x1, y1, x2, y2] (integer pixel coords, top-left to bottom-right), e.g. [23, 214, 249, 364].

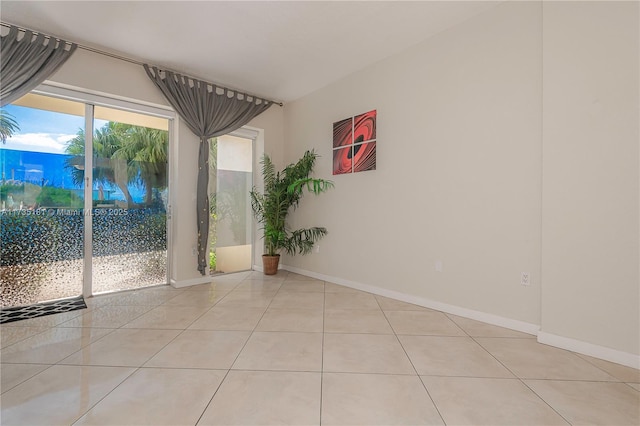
[209, 135, 253, 275]
[0, 93, 169, 308]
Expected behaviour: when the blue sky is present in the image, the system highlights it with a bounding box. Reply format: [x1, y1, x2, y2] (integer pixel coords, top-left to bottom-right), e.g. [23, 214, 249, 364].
[2, 104, 106, 154]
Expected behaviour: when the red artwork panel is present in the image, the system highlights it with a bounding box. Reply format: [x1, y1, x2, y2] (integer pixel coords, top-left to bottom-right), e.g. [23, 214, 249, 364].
[333, 109, 376, 174]
[333, 146, 352, 175]
[353, 142, 376, 173]
[333, 117, 352, 148]
[354, 110, 376, 143]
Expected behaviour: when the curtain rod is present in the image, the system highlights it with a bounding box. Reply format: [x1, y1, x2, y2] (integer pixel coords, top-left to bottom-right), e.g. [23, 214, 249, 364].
[0, 21, 284, 107]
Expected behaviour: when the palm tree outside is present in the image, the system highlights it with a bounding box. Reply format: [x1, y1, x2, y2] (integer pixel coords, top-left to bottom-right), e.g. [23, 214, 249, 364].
[65, 122, 168, 207]
[0, 109, 20, 143]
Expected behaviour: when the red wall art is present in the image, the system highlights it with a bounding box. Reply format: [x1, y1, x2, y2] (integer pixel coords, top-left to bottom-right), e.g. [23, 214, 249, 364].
[332, 110, 377, 175]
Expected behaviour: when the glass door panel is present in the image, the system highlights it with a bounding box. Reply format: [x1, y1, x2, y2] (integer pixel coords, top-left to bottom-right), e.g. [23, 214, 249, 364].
[90, 107, 169, 294]
[1, 96, 85, 307]
[209, 135, 253, 274]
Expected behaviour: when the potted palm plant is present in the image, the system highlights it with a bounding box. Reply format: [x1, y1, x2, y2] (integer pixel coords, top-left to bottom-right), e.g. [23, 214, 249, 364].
[250, 150, 333, 275]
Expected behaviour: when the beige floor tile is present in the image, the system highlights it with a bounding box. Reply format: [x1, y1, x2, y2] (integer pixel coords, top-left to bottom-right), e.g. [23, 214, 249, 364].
[240, 278, 288, 286]
[526, 379, 640, 425]
[188, 307, 266, 331]
[279, 280, 325, 293]
[324, 292, 380, 310]
[240, 277, 287, 285]
[424, 376, 568, 425]
[375, 296, 430, 311]
[324, 283, 363, 293]
[214, 291, 277, 308]
[60, 328, 180, 367]
[322, 372, 443, 425]
[269, 292, 325, 309]
[210, 272, 251, 282]
[145, 330, 250, 369]
[121, 305, 209, 329]
[185, 281, 240, 292]
[324, 309, 394, 334]
[385, 310, 466, 336]
[235, 280, 283, 292]
[477, 338, 619, 381]
[0, 325, 50, 347]
[56, 305, 152, 328]
[0, 364, 50, 394]
[88, 287, 180, 307]
[233, 331, 322, 371]
[447, 314, 535, 338]
[577, 354, 640, 383]
[1, 309, 88, 327]
[75, 368, 226, 426]
[84, 292, 130, 308]
[284, 272, 320, 281]
[323, 333, 415, 374]
[0, 365, 134, 425]
[256, 308, 323, 332]
[628, 383, 640, 391]
[199, 370, 321, 425]
[0, 327, 113, 364]
[399, 335, 514, 377]
[244, 272, 288, 282]
[160, 289, 228, 307]
[214, 270, 252, 281]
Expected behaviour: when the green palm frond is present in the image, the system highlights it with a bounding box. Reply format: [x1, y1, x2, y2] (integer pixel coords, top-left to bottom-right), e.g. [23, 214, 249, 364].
[63, 121, 168, 206]
[250, 149, 333, 256]
[283, 227, 328, 256]
[0, 109, 20, 143]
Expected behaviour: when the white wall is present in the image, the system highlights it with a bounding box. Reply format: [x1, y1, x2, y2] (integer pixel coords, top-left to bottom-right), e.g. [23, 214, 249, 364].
[283, 1, 543, 325]
[541, 2, 639, 358]
[282, 1, 639, 361]
[46, 48, 285, 285]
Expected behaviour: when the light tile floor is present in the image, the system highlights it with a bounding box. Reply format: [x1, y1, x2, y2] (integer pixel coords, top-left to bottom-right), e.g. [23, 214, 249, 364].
[1, 270, 638, 425]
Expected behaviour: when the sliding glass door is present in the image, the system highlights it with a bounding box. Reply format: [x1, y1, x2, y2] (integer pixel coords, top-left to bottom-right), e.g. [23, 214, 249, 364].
[0, 92, 171, 308]
[90, 106, 169, 294]
[0, 96, 85, 307]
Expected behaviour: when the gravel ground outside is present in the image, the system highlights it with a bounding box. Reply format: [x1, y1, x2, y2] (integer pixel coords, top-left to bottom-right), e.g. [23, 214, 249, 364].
[1, 250, 167, 308]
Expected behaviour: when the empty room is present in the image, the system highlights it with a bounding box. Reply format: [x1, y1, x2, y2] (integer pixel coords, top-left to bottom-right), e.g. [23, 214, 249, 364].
[0, 1, 638, 425]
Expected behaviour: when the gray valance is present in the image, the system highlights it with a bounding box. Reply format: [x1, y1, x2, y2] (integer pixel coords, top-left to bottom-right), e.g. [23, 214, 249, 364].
[144, 64, 273, 275]
[1, 25, 77, 107]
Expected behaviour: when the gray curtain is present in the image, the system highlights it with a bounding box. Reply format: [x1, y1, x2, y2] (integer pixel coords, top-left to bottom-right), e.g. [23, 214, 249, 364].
[144, 64, 273, 275]
[1, 25, 77, 107]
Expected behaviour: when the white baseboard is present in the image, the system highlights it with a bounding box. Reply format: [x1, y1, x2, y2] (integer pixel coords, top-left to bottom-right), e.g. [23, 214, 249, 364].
[169, 276, 213, 289]
[538, 331, 640, 370]
[281, 264, 539, 335]
[282, 264, 640, 369]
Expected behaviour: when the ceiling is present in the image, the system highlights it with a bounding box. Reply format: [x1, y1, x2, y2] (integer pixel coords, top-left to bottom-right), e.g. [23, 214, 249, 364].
[1, 1, 499, 102]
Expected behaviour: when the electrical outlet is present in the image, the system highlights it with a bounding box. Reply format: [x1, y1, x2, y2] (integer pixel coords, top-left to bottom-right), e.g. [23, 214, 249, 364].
[521, 272, 530, 286]
[435, 260, 443, 272]
[314, 245, 320, 254]
[191, 247, 197, 256]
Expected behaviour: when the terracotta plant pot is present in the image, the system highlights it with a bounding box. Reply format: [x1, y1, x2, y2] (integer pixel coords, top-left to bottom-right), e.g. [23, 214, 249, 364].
[262, 254, 280, 275]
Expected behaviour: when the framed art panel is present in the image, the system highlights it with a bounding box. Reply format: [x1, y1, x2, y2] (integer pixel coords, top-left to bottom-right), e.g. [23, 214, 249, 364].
[332, 109, 376, 175]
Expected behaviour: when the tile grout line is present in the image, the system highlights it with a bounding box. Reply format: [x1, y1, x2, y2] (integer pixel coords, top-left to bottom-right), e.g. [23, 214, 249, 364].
[69, 365, 140, 426]
[63, 287, 213, 424]
[469, 335, 572, 424]
[375, 295, 448, 426]
[194, 273, 286, 425]
[51, 285, 216, 423]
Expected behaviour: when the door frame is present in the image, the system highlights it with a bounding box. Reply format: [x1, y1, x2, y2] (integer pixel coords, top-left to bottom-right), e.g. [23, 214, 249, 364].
[209, 127, 258, 275]
[32, 83, 176, 298]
